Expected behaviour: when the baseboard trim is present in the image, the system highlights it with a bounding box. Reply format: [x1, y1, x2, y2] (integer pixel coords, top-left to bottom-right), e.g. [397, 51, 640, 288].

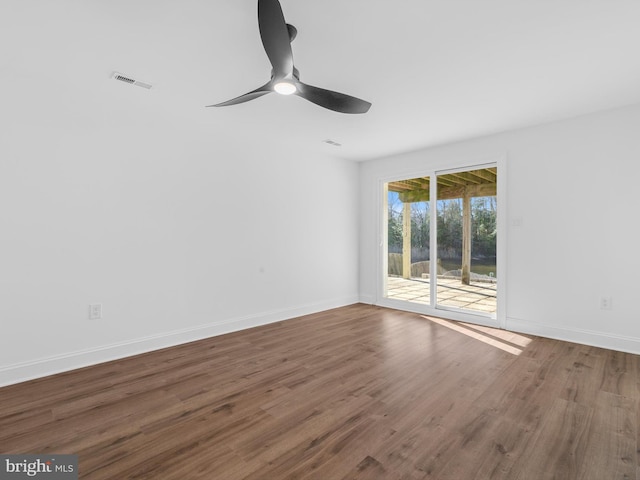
[0, 295, 359, 387]
[506, 316, 640, 355]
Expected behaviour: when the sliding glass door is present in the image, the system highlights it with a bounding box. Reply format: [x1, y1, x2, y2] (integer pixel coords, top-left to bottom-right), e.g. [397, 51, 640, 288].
[382, 164, 498, 321]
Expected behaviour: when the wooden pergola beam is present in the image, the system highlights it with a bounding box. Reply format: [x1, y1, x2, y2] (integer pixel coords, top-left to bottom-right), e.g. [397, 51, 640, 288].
[402, 202, 411, 279]
[447, 171, 484, 185]
[462, 192, 471, 285]
[435, 176, 457, 187]
[398, 183, 496, 203]
[467, 169, 496, 183]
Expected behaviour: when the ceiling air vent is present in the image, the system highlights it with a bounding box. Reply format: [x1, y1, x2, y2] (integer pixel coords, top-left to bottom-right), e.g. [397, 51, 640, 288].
[112, 72, 153, 90]
[323, 139, 342, 147]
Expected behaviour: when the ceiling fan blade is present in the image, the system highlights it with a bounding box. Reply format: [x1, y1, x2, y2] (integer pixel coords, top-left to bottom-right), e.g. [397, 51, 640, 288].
[206, 82, 272, 107]
[258, 0, 294, 78]
[295, 82, 372, 114]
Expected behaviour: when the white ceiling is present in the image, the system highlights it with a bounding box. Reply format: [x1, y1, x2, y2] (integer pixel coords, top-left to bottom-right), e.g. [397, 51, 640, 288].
[3, 0, 640, 161]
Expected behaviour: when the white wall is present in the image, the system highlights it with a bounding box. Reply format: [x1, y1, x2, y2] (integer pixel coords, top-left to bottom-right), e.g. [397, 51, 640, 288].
[0, 73, 360, 386]
[360, 103, 640, 353]
[4, 73, 639, 388]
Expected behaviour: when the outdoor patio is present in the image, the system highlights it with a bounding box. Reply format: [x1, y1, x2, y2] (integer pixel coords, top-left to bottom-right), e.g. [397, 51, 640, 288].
[386, 276, 497, 314]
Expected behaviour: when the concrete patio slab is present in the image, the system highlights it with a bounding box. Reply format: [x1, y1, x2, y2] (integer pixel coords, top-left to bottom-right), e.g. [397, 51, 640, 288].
[386, 276, 497, 314]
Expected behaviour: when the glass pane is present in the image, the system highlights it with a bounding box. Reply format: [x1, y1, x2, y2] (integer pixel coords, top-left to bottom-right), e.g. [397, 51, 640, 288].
[435, 168, 497, 315]
[384, 182, 431, 305]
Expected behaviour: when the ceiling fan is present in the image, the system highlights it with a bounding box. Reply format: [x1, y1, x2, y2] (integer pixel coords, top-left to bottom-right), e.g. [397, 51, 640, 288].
[207, 0, 371, 114]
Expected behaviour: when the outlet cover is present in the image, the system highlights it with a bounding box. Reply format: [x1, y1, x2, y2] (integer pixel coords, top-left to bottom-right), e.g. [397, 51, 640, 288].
[600, 297, 613, 310]
[89, 304, 102, 319]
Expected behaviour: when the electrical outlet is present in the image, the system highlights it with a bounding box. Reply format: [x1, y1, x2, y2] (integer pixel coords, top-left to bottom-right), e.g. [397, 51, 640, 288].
[89, 304, 102, 320]
[600, 297, 613, 310]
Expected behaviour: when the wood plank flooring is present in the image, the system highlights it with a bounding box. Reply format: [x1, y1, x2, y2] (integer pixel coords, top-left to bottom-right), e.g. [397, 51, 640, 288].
[0, 304, 638, 479]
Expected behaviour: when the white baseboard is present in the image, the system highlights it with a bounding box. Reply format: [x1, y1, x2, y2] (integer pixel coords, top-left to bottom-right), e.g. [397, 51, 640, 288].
[506, 316, 640, 355]
[0, 295, 359, 388]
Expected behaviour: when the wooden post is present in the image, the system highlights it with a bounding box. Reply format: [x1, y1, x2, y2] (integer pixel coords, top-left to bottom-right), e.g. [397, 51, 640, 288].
[402, 202, 411, 279]
[461, 191, 471, 285]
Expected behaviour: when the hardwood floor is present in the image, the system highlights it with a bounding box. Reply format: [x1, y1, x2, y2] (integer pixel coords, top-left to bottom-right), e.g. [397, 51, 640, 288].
[0, 304, 637, 479]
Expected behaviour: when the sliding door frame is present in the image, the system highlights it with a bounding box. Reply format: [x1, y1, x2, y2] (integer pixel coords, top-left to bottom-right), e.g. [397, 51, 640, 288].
[376, 154, 507, 330]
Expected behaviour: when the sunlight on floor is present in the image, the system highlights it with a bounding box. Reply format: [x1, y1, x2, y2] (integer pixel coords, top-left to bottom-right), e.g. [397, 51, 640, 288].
[421, 315, 532, 355]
